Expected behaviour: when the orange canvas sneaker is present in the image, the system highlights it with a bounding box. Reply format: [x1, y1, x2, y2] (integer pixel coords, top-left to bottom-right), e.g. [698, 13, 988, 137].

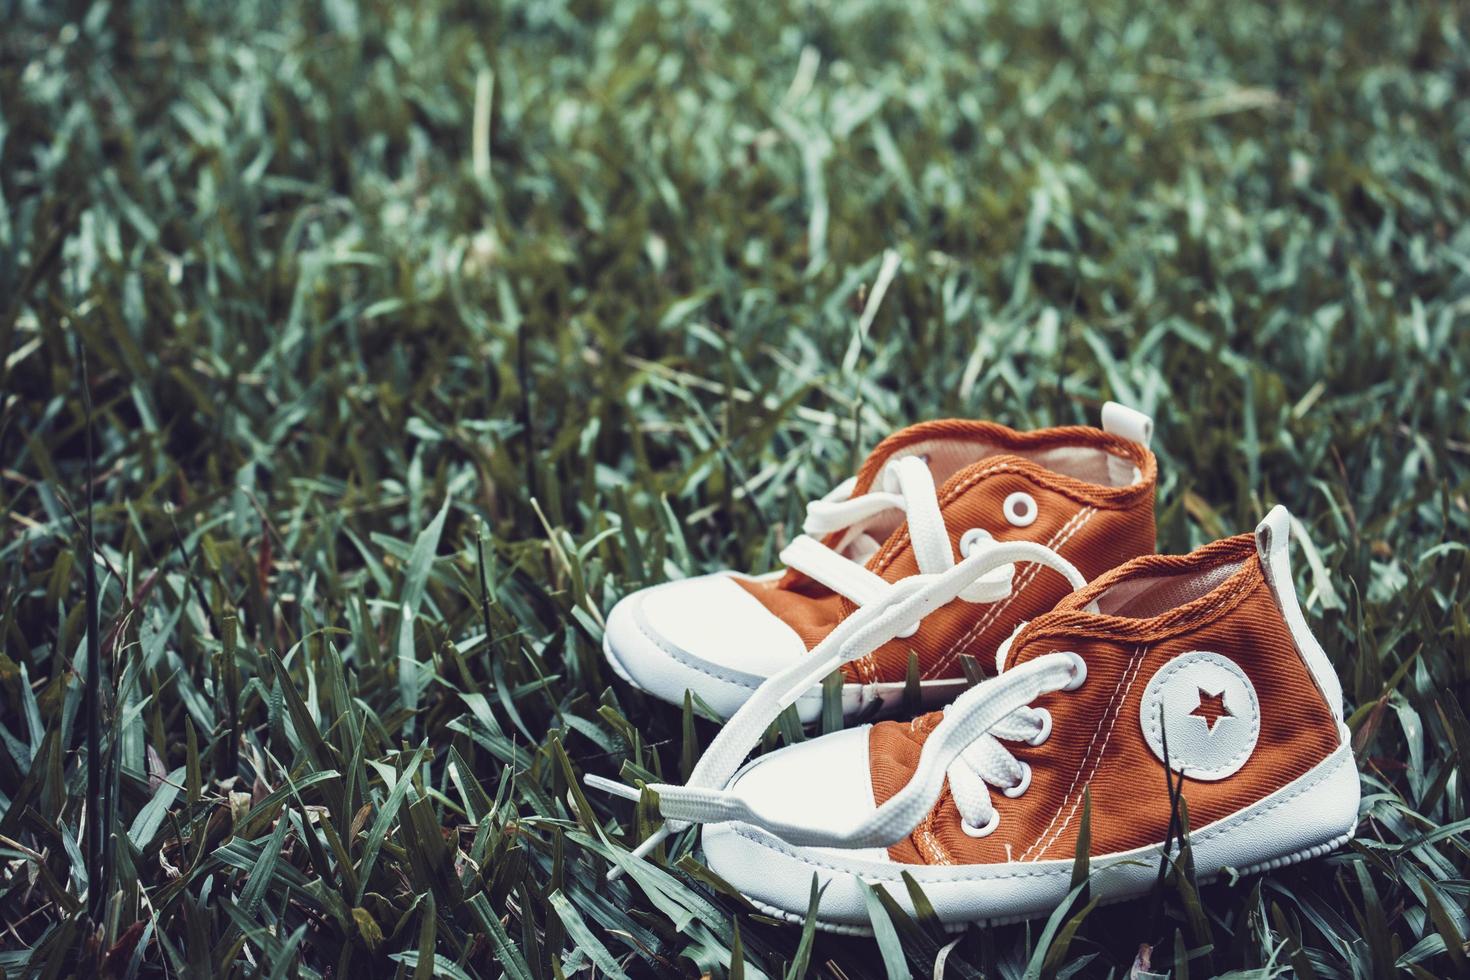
[590, 507, 1357, 932]
[603, 403, 1158, 721]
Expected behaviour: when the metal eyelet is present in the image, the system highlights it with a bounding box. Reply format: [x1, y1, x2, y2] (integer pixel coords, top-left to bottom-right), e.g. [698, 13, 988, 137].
[1026, 708, 1053, 746]
[1003, 491, 1038, 527]
[1062, 651, 1088, 690]
[958, 526, 991, 558]
[960, 809, 1001, 838]
[1003, 762, 1032, 798]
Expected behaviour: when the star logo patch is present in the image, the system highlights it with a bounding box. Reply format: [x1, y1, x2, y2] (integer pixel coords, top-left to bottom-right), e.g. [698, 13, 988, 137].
[1139, 651, 1260, 781]
[1189, 688, 1232, 731]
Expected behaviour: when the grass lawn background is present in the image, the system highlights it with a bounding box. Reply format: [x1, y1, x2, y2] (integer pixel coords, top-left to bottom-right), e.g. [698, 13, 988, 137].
[3, 0, 1469, 976]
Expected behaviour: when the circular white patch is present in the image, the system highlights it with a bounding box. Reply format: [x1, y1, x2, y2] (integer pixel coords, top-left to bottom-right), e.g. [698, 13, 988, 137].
[1139, 651, 1260, 781]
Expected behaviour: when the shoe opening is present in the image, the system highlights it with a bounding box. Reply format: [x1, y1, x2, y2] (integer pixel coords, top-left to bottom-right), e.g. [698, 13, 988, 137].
[1090, 560, 1247, 619]
[892, 436, 1145, 492]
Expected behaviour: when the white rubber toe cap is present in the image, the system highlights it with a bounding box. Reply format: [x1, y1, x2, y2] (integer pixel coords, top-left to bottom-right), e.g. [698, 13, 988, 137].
[603, 574, 809, 719]
[702, 727, 891, 924]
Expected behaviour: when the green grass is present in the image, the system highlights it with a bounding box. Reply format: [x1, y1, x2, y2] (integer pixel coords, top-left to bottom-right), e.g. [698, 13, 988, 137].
[3, 0, 1469, 975]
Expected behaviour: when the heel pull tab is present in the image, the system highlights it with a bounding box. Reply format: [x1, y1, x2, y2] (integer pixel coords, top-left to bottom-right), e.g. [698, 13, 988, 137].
[1101, 402, 1153, 486]
[1255, 506, 1345, 721]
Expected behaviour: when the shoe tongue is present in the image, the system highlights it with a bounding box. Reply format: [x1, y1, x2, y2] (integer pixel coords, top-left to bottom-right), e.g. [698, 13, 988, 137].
[845, 532, 884, 565]
[849, 442, 919, 497]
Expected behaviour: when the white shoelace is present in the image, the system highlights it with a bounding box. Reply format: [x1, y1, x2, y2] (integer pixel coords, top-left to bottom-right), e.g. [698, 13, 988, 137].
[779, 455, 1015, 610]
[587, 539, 1089, 862]
[940, 659, 1059, 837]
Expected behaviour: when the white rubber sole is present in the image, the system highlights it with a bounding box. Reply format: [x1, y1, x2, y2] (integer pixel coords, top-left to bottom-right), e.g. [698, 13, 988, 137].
[603, 633, 968, 723]
[701, 740, 1360, 934]
[741, 829, 1355, 935]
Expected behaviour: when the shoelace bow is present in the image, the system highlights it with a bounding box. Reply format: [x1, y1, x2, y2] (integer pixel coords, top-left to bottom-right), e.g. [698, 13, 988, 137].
[587, 536, 1090, 867]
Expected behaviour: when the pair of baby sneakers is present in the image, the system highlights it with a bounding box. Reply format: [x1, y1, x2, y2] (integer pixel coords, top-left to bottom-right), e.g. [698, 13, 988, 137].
[593, 404, 1357, 933]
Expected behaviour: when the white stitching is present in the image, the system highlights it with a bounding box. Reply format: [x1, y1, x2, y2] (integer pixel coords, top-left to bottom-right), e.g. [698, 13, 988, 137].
[853, 461, 1016, 682]
[923, 507, 1096, 681]
[629, 612, 761, 688]
[625, 596, 827, 703]
[918, 825, 953, 865]
[1021, 643, 1147, 862]
[868, 463, 1012, 573]
[924, 506, 1094, 680]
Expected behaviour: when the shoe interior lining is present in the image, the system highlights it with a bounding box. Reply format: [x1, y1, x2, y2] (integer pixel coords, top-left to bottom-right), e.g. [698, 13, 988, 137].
[898, 438, 1142, 491]
[1093, 562, 1245, 619]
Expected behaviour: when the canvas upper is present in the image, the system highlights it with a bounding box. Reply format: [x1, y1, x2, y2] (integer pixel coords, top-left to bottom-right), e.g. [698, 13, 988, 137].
[740, 415, 1159, 685]
[602, 403, 1160, 721]
[868, 524, 1346, 865]
[677, 508, 1357, 931]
